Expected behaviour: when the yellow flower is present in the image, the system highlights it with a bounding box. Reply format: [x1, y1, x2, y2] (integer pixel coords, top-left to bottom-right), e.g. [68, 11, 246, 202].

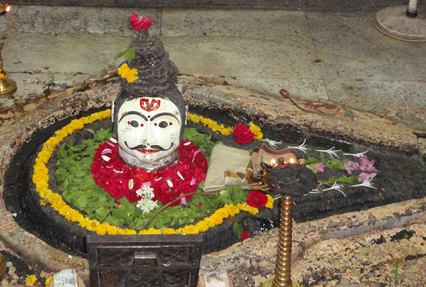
[182, 225, 198, 234]
[119, 228, 137, 235]
[45, 276, 52, 287]
[224, 204, 240, 217]
[221, 128, 232, 136]
[209, 213, 223, 225]
[64, 209, 83, 222]
[195, 221, 209, 232]
[249, 122, 263, 140]
[118, 63, 138, 83]
[107, 225, 119, 235]
[265, 194, 274, 209]
[139, 227, 161, 235]
[79, 217, 91, 228]
[86, 220, 100, 231]
[25, 275, 37, 286]
[162, 227, 178, 234]
[94, 223, 110, 235]
[201, 217, 216, 228]
[0, 73, 4, 80]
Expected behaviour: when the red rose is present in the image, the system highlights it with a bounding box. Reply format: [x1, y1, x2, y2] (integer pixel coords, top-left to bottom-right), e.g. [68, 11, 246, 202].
[246, 190, 268, 208]
[233, 124, 256, 144]
[130, 14, 152, 30]
[241, 231, 250, 240]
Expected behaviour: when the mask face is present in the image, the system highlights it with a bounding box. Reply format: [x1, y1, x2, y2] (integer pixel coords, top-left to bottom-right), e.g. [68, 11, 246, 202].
[116, 97, 182, 167]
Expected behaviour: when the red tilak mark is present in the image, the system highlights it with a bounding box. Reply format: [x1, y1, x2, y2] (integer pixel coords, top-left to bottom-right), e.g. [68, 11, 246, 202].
[140, 98, 161, 112]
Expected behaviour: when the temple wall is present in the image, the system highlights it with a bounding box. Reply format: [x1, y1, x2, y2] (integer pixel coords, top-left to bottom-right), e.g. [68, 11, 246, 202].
[6, 0, 424, 12]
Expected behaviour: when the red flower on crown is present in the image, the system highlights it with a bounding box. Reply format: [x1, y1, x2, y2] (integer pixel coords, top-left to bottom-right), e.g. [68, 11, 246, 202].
[130, 14, 152, 30]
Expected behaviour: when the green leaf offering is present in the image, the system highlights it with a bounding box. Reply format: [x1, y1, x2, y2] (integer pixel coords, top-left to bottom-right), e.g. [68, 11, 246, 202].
[116, 47, 136, 62]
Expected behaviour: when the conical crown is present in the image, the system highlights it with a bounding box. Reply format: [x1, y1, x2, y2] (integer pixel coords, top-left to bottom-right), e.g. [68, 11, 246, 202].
[118, 16, 179, 97]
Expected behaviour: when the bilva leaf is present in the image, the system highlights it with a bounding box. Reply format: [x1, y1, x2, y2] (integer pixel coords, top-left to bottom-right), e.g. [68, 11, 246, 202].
[116, 48, 136, 62]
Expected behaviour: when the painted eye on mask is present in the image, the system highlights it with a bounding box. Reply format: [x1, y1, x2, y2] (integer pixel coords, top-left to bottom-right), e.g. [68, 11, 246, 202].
[128, 120, 143, 127]
[159, 121, 169, 128]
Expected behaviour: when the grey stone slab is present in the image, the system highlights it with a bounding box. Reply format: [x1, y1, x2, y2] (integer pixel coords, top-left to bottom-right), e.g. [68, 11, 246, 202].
[53, 73, 90, 87]
[0, 97, 15, 109]
[325, 79, 426, 130]
[227, 77, 328, 102]
[305, 0, 413, 11]
[161, 9, 310, 40]
[0, 6, 17, 40]
[2, 32, 130, 73]
[7, 72, 51, 101]
[161, 35, 320, 79]
[306, 11, 426, 81]
[117, 0, 211, 7]
[11, 6, 161, 36]
[9, 0, 117, 7]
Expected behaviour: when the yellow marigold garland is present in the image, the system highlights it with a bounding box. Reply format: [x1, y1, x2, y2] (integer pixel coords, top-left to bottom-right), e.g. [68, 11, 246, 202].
[33, 109, 268, 235]
[45, 277, 52, 287]
[117, 63, 138, 83]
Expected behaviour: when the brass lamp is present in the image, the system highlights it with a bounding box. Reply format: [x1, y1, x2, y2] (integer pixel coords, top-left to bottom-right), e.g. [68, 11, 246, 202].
[262, 163, 317, 287]
[0, 3, 17, 97]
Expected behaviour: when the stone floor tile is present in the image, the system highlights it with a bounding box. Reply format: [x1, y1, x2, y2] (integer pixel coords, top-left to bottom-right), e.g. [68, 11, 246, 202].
[161, 9, 310, 40]
[162, 35, 319, 79]
[5, 73, 51, 101]
[306, 11, 426, 81]
[2, 33, 129, 74]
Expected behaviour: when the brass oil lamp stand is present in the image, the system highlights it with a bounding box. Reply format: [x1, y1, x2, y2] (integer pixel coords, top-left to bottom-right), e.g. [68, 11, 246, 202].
[0, 3, 17, 97]
[262, 163, 317, 287]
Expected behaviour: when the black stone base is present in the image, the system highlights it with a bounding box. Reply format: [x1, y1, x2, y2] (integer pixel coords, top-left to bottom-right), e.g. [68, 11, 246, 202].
[4, 107, 426, 257]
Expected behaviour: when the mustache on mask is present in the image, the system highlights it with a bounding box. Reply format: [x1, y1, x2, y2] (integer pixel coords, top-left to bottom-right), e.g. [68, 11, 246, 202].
[126, 142, 172, 151]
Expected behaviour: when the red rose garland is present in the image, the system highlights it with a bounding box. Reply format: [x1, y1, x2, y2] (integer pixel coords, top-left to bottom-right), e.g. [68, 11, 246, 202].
[91, 139, 207, 206]
[233, 124, 256, 144]
[246, 190, 268, 208]
[129, 14, 153, 30]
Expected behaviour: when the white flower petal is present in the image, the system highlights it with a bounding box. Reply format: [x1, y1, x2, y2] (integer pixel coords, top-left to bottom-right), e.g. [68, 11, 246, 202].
[167, 180, 174, 188]
[101, 148, 112, 155]
[101, 155, 111, 162]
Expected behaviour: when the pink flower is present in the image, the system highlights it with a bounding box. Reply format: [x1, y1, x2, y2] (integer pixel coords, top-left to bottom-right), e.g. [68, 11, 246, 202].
[359, 156, 379, 173]
[130, 14, 152, 30]
[316, 162, 325, 173]
[345, 160, 360, 175]
[358, 172, 377, 182]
